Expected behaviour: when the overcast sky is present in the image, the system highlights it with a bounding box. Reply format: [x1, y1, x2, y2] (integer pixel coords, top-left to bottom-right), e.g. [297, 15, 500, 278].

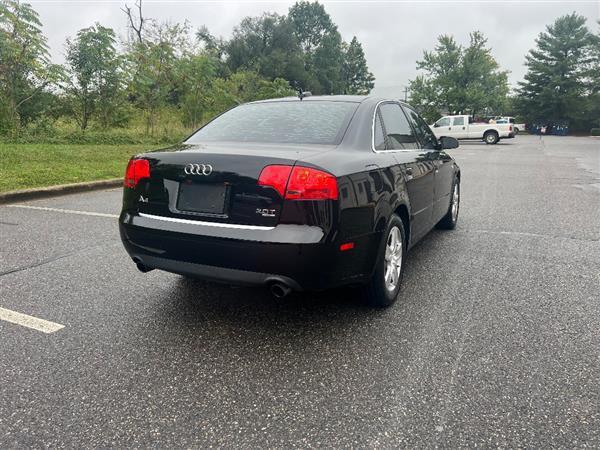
[33, 0, 599, 97]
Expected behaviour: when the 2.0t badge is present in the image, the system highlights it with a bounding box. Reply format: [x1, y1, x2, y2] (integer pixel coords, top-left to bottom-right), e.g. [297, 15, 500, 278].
[184, 163, 213, 176]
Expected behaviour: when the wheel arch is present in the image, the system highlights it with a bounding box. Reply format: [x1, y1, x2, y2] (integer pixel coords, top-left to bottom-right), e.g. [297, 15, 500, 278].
[394, 203, 410, 247]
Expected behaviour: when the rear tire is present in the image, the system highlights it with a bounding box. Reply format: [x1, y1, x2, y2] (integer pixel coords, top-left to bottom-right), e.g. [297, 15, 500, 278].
[437, 178, 459, 230]
[363, 215, 407, 308]
[514, 127, 520, 135]
[484, 131, 499, 144]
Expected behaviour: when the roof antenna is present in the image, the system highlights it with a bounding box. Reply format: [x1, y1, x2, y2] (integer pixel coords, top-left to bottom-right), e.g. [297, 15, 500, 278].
[298, 90, 312, 101]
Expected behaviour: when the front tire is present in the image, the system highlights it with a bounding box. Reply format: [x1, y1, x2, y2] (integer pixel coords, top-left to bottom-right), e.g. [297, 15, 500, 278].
[484, 131, 499, 144]
[363, 215, 407, 308]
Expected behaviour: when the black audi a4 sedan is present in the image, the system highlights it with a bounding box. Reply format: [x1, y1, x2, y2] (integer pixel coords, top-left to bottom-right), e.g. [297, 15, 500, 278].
[119, 95, 460, 307]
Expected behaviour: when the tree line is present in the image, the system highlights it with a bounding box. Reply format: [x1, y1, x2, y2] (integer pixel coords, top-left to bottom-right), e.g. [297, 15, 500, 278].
[0, 0, 374, 142]
[0, 0, 598, 143]
[409, 13, 599, 131]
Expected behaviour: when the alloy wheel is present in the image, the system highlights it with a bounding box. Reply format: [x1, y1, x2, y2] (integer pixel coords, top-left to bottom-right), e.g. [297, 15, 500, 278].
[384, 226, 403, 291]
[451, 184, 460, 222]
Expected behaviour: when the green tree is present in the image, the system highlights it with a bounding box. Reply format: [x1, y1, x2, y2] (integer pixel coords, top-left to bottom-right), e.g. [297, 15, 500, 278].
[225, 13, 306, 85]
[126, 21, 190, 134]
[207, 71, 295, 115]
[175, 54, 217, 128]
[287, 1, 342, 94]
[590, 21, 600, 128]
[312, 30, 344, 94]
[288, 1, 335, 54]
[342, 37, 374, 94]
[409, 32, 509, 121]
[0, 0, 61, 136]
[517, 13, 597, 130]
[202, 2, 375, 96]
[65, 24, 123, 130]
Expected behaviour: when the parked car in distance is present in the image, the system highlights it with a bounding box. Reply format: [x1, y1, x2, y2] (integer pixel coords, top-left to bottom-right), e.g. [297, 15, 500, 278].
[431, 114, 514, 144]
[119, 95, 461, 307]
[494, 116, 526, 135]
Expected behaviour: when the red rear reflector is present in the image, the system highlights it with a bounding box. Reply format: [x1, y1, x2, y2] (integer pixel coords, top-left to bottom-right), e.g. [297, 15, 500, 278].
[124, 158, 150, 188]
[340, 242, 355, 251]
[258, 165, 338, 200]
[257, 165, 293, 197]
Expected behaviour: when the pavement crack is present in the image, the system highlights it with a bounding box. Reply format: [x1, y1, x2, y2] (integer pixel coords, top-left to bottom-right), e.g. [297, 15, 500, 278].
[0, 241, 120, 277]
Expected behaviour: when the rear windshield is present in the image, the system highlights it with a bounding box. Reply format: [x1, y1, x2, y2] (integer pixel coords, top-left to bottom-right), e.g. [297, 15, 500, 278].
[186, 101, 358, 145]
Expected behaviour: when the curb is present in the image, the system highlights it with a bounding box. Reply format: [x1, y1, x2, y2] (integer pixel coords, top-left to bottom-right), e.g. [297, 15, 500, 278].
[0, 178, 122, 205]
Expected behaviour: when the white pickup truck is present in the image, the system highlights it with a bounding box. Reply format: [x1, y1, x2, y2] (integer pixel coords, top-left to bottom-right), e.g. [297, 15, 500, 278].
[431, 115, 515, 144]
[494, 116, 526, 135]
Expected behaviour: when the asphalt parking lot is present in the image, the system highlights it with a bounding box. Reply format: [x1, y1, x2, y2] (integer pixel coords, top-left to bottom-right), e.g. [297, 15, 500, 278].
[1, 135, 599, 447]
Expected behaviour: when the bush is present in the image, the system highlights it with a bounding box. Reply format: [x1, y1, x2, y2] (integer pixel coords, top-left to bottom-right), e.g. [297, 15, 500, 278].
[2, 116, 192, 146]
[591, 128, 600, 136]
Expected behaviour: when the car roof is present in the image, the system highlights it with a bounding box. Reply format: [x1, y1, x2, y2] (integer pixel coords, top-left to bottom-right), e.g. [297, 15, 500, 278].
[249, 95, 413, 107]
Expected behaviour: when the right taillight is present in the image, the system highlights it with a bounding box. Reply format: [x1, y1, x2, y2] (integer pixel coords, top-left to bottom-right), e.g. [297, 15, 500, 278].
[258, 165, 338, 200]
[124, 158, 150, 189]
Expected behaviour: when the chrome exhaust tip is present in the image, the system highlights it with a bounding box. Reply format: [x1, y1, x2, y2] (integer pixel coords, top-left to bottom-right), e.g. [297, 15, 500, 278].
[270, 282, 292, 298]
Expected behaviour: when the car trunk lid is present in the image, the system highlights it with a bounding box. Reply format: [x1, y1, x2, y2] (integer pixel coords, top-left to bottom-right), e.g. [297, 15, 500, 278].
[134, 142, 334, 227]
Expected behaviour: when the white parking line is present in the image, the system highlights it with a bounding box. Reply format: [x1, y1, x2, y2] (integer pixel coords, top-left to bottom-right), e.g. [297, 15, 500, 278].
[0, 307, 65, 334]
[5, 204, 118, 218]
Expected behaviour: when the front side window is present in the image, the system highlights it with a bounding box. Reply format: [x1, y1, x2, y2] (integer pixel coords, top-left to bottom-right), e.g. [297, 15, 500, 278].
[187, 101, 358, 146]
[404, 106, 439, 150]
[436, 117, 450, 127]
[378, 103, 418, 150]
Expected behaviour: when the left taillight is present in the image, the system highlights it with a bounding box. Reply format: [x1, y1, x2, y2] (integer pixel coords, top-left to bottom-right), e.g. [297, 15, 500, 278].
[124, 158, 150, 189]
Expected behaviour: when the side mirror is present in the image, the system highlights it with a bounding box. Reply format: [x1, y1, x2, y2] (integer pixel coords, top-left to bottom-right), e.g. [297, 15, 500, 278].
[439, 136, 459, 149]
[433, 122, 439, 128]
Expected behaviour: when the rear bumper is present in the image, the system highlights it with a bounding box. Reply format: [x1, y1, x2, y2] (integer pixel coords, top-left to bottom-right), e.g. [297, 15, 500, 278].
[135, 254, 303, 291]
[119, 212, 379, 291]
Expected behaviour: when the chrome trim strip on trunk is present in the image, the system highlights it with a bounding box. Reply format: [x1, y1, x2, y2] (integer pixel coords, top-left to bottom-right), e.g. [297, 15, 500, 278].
[138, 212, 275, 231]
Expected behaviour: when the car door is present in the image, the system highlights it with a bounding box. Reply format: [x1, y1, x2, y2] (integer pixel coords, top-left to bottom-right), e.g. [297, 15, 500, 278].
[402, 105, 454, 225]
[450, 116, 468, 139]
[432, 116, 452, 137]
[376, 102, 435, 243]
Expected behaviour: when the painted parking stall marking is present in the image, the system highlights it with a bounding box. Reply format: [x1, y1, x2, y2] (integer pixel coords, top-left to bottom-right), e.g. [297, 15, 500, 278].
[0, 307, 65, 334]
[6, 204, 118, 218]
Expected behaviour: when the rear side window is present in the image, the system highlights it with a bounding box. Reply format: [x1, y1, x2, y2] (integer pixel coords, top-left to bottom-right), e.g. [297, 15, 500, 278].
[186, 101, 358, 145]
[453, 117, 464, 126]
[378, 103, 418, 150]
[374, 113, 386, 150]
[404, 106, 439, 150]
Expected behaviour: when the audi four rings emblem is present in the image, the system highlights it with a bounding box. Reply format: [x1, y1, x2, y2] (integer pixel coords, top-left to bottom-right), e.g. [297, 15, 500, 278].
[184, 163, 213, 176]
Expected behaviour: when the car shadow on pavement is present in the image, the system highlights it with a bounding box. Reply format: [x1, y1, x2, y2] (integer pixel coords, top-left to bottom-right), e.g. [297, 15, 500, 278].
[131, 230, 454, 349]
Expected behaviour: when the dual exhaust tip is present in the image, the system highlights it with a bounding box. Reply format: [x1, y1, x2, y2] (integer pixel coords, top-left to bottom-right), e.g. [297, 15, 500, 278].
[133, 258, 293, 298]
